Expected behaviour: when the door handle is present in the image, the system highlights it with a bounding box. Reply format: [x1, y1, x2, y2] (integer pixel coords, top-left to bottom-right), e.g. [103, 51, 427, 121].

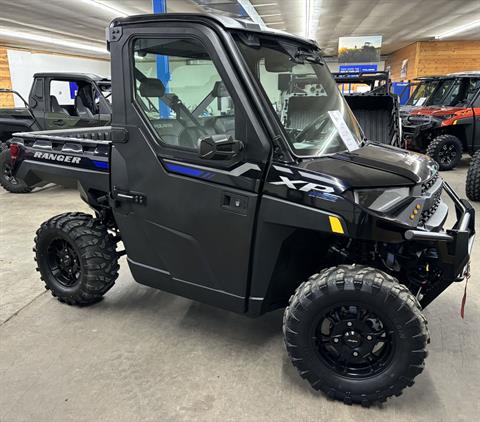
[222, 192, 248, 215]
[53, 119, 65, 126]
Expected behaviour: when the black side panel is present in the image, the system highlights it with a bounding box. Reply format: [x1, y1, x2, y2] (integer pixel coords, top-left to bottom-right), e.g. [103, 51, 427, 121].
[248, 195, 346, 315]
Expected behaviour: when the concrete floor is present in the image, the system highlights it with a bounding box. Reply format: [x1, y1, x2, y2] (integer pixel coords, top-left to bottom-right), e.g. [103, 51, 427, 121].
[1, 159, 480, 422]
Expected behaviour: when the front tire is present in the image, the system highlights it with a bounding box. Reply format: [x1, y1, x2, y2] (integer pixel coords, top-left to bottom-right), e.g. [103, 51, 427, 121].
[283, 265, 429, 406]
[0, 149, 32, 193]
[34, 212, 119, 306]
[466, 150, 480, 201]
[426, 134, 462, 171]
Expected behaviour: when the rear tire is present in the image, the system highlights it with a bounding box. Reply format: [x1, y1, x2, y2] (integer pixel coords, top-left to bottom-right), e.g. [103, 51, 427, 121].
[0, 149, 32, 193]
[34, 212, 119, 306]
[426, 134, 462, 171]
[283, 265, 429, 406]
[466, 150, 480, 201]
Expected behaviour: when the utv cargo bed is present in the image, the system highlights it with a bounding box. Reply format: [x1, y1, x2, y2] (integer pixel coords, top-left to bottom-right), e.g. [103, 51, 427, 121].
[9, 126, 111, 197]
[333, 72, 403, 148]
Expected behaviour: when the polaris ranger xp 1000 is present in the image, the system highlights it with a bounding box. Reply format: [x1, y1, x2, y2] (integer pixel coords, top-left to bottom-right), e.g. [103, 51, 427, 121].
[8, 14, 475, 405]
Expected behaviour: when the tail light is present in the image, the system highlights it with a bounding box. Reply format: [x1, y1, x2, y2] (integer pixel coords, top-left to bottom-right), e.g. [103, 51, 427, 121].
[9, 143, 20, 161]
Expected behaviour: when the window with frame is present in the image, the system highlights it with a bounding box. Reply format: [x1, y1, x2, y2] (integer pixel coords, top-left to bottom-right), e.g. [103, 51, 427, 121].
[133, 37, 236, 151]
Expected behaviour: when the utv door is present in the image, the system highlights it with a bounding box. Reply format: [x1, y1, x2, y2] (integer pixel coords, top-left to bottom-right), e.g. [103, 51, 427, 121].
[110, 24, 270, 312]
[471, 80, 480, 152]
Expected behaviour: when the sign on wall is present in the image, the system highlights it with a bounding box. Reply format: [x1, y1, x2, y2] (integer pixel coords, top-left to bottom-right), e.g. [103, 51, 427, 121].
[339, 64, 378, 73]
[400, 59, 409, 79]
[338, 36, 382, 63]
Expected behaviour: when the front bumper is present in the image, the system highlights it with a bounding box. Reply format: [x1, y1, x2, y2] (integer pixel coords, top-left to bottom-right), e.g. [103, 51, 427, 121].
[402, 116, 440, 151]
[404, 182, 475, 306]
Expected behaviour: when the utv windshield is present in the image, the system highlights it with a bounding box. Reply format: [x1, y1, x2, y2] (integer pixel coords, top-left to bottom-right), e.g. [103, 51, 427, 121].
[235, 34, 363, 157]
[429, 78, 458, 106]
[407, 80, 439, 106]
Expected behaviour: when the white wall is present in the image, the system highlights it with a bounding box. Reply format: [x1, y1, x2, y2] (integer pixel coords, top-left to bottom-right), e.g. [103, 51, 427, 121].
[7, 50, 110, 106]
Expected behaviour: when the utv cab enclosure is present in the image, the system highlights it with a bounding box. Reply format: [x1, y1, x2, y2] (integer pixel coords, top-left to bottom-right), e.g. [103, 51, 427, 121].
[8, 14, 475, 406]
[399, 75, 443, 118]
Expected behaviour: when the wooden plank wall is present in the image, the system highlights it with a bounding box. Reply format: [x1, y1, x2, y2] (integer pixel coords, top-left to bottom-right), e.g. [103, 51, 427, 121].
[0, 47, 14, 108]
[416, 41, 480, 76]
[387, 40, 480, 82]
[386, 42, 419, 81]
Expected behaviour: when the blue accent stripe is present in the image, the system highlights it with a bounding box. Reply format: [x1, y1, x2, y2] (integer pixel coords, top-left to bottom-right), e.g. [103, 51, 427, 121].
[92, 160, 109, 169]
[165, 163, 204, 177]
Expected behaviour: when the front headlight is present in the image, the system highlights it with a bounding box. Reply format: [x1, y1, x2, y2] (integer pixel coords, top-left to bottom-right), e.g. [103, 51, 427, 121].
[354, 187, 410, 212]
[440, 114, 455, 120]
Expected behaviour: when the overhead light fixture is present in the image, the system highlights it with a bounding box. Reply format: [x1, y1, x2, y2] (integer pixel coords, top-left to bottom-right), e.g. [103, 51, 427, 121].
[80, 0, 128, 17]
[305, 0, 312, 39]
[304, 0, 321, 40]
[260, 13, 281, 18]
[268, 21, 285, 26]
[435, 19, 480, 39]
[238, 0, 267, 29]
[254, 2, 278, 7]
[0, 28, 108, 54]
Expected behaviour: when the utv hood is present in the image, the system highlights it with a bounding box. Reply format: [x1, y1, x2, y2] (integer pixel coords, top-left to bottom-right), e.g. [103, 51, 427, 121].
[300, 143, 437, 188]
[410, 105, 465, 117]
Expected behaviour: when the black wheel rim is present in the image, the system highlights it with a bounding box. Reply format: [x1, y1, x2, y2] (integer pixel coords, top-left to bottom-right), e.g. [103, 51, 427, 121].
[46, 238, 81, 287]
[313, 304, 395, 378]
[438, 142, 457, 166]
[2, 161, 18, 185]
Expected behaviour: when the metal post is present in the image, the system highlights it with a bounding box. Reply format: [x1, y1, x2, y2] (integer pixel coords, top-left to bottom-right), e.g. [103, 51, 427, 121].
[152, 0, 170, 117]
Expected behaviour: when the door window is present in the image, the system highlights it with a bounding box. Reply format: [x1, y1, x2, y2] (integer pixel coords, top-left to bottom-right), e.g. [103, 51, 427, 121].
[49, 79, 98, 118]
[133, 37, 236, 151]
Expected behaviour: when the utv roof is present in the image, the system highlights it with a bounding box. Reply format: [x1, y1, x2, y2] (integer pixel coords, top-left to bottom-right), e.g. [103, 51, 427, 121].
[33, 72, 111, 82]
[414, 75, 443, 81]
[446, 71, 480, 77]
[332, 71, 389, 83]
[110, 13, 317, 48]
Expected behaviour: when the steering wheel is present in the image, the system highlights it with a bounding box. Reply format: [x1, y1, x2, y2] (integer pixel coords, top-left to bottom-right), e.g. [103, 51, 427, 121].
[294, 112, 330, 143]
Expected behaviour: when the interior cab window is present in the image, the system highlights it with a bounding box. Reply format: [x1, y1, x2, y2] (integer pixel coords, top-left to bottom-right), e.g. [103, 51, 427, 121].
[133, 37, 236, 151]
[465, 79, 480, 105]
[49, 79, 99, 119]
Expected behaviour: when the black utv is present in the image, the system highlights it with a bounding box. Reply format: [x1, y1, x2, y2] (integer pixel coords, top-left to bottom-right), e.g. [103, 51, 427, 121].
[0, 73, 111, 192]
[7, 14, 474, 406]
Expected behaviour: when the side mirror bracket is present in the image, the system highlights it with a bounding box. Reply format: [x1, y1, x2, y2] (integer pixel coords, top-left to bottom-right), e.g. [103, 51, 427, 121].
[199, 134, 244, 160]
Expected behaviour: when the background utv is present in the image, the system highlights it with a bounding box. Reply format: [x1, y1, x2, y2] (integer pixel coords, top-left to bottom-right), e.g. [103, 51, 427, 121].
[7, 14, 475, 406]
[402, 72, 480, 170]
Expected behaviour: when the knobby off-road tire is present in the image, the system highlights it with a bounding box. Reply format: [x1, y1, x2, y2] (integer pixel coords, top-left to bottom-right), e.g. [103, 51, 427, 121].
[466, 150, 480, 201]
[283, 265, 429, 406]
[0, 149, 32, 193]
[34, 212, 119, 305]
[426, 134, 462, 171]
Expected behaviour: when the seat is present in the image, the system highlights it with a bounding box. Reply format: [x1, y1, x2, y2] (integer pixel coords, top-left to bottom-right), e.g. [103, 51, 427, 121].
[50, 96, 69, 115]
[75, 95, 95, 119]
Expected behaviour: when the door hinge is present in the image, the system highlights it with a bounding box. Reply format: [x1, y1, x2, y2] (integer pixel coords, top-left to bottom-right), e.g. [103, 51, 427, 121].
[113, 187, 146, 205]
[111, 127, 129, 143]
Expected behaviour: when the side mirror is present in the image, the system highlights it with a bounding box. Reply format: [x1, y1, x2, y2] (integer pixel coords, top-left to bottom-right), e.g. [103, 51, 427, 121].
[199, 134, 243, 160]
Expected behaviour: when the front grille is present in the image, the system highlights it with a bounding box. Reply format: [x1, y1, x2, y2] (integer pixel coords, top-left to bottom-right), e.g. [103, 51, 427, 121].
[419, 169, 443, 225]
[420, 188, 442, 225]
[421, 171, 439, 195]
[406, 115, 432, 125]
